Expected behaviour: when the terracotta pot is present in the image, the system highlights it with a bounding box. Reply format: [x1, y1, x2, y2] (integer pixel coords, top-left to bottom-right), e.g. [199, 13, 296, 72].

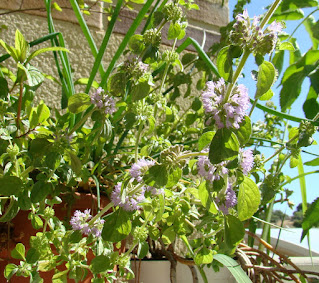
[0, 192, 116, 282]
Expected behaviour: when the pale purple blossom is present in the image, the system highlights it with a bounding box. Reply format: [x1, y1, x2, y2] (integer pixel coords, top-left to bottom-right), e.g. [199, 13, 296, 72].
[267, 21, 283, 34]
[70, 209, 105, 237]
[216, 184, 237, 215]
[240, 149, 254, 175]
[201, 78, 250, 129]
[111, 182, 145, 211]
[197, 148, 229, 183]
[130, 159, 155, 182]
[91, 87, 116, 115]
[146, 186, 165, 196]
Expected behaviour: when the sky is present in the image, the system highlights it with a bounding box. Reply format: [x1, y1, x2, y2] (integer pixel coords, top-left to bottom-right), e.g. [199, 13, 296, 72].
[228, 0, 319, 215]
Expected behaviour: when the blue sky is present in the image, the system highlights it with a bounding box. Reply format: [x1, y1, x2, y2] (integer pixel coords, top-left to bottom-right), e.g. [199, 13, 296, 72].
[228, 0, 319, 215]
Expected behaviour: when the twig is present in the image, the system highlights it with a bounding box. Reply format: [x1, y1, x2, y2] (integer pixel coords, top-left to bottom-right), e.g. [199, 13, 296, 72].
[188, 265, 199, 283]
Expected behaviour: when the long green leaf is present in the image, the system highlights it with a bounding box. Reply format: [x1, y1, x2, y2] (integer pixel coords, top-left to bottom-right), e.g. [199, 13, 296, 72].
[85, 0, 124, 94]
[297, 155, 313, 259]
[69, 0, 104, 76]
[141, 0, 163, 34]
[214, 254, 252, 283]
[26, 47, 69, 64]
[250, 98, 319, 126]
[45, 0, 75, 109]
[100, 0, 156, 88]
[176, 37, 220, 77]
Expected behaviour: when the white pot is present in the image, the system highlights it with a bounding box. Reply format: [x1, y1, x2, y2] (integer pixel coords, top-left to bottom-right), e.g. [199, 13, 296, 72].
[129, 260, 236, 283]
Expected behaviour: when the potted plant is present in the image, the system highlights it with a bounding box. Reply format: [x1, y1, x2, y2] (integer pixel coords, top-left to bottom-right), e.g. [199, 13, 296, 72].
[0, 0, 319, 282]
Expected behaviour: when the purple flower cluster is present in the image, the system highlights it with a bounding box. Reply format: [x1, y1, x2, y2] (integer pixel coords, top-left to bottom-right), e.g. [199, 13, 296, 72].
[111, 182, 145, 211]
[230, 9, 283, 55]
[197, 148, 229, 183]
[240, 149, 254, 175]
[217, 184, 237, 215]
[201, 78, 250, 129]
[91, 87, 116, 115]
[130, 158, 155, 182]
[70, 209, 105, 237]
[146, 186, 165, 196]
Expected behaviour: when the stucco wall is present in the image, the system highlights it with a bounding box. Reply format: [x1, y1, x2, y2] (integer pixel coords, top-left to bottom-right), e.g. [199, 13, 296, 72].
[0, 0, 228, 108]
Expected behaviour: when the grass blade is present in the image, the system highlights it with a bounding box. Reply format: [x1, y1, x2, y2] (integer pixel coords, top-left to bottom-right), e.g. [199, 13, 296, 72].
[69, 0, 104, 76]
[214, 254, 252, 283]
[85, 0, 124, 94]
[100, 0, 156, 88]
[176, 37, 220, 77]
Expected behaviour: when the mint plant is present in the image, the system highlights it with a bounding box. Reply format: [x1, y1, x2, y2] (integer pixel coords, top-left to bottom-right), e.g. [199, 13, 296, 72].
[0, 0, 319, 282]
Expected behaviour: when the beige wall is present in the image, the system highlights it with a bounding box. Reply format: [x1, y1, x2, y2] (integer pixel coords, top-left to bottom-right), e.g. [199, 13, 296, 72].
[0, 0, 228, 108]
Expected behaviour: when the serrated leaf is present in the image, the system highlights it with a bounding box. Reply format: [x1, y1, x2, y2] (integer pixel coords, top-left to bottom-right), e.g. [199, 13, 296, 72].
[234, 116, 251, 146]
[26, 248, 40, 264]
[279, 42, 295, 51]
[0, 40, 19, 62]
[15, 29, 29, 62]
[0, 176, 23, 196]
[198, 181, 217, 214]
[31, 181, 52, 203]
[259, 89, 274, 101]
[0, 77, 9, 98]
[90, 255, 112, 274]
[11, 243, 25, 260]
[238, 177, 260, 221]
[217, 46, 232, 81]
[67, 151, 82, 176]
[224, 215, 245, 251]
[4, 263, 18, 280]
[302, 197, 319, 241]
[166, 167, 182, 188]
[194, 247, 214, 265]
[137, 242, 149, 259]
[68, 93, 91, 114]
[255, 61, 276, 99]
[144, 165, 168, 187]
[198, 131, 215, 151]
[168, 22, 182, 40]
[131, 81, 151, 101]
[102, 209, 132, 242]
[209, 128, 239, 164]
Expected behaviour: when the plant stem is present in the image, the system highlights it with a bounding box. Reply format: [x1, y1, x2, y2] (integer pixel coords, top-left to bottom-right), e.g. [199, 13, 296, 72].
[176, 152, 208, 160]
[313, 111, 319, 121]
[259, 0, 282, 29]
[16, 81, 24, 130]
[89, 202, 114, 225]
[68, 108, 95, 135]
[249, 98, 258, 117]
[135, 122, 143, 161]
[263, 134, 298, 163]
[259, 199, 274, 251]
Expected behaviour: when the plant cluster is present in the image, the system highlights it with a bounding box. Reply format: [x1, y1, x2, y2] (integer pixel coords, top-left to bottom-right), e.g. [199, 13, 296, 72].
[0, 0, 319, 282]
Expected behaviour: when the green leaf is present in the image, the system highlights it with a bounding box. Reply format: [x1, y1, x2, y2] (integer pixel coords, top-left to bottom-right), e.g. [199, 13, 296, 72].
[259, 89, 274, 101]
[144, 165, 168, 187]
[69, 230, 83, 243]
[166, 167, 182, 188]
[128, 34, 145, 54]
[26, 47, 69, 64]
[11, 243, 26, 260]
[279, 42, 295, 51]
[234, 116, 251, 146]
[30, 214, 44, 229]
[255, 61, 276, 99]
[198, 181, 218, 214]
[31, 181, 52, 203]
[311, 19, 319, 40]
[26, 248, 40, 264]
[162, 226, 176, 245]
[271, 8, 304, 21]
[303, 86, 319, 119]
[108, 72, 127, 97]
[90, 255, 112, 274]
[67, 151, 82, 176]
[29, 102, 50, 129]
[68, 93, 91, 114]
[217, 46, 232, 81]
[131, 81, 151, 101]
[15, 29, 29, 62]
[52, 270, 68, 283]
[304, 16, 319, 49]
[26, 65, 44, 87]
[209, 128, 239, 164]
[0, 176, 23, 196]
[75, 78, 99, 89]
[137, 242, 149, 259]
[0, 77, 9, 98]
[272, 50, 285, 76]
[4, 263, 18, 280]
[0, 199, 19, 222]
[238, 177, 261, 221]
[102, 209, 132, 242]
[214, 254, 253, 283]
[0, 40, 19, 62]
[304, 157, 319, 166]
[168, 22, 182, 40]
[224, 215, 245, 251]
[198, 131, 215, 151]
[302, 197, 319, 241]
[194, 247, 214, 265]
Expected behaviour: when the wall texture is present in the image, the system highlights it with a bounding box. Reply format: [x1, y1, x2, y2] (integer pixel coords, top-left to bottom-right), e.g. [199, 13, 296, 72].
[0, 0, 228, 108]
